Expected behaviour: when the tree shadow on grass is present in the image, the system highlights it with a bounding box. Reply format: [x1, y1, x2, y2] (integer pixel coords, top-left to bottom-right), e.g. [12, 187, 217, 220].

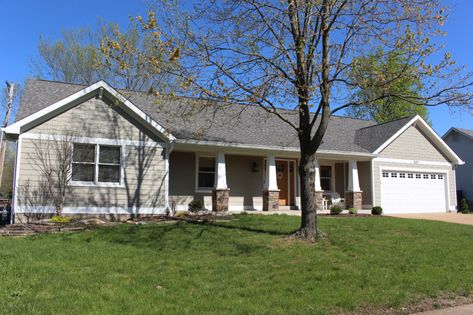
[85, 218, 297, 255]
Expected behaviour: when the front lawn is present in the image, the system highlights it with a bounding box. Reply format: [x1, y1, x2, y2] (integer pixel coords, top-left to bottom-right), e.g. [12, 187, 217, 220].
[1, 215, 473, 314]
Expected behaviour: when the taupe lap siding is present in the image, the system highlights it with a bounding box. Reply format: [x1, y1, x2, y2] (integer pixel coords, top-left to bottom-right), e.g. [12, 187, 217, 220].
[17, 140, 166, 213]
[379, 125, 450, 162]
[16, 96, 167, 214]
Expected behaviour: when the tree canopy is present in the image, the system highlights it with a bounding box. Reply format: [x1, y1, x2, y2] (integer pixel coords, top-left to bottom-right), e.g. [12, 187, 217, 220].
[346, 50, 429, 123]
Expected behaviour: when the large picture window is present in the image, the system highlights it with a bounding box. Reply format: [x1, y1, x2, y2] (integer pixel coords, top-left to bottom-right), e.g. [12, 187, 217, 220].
[72, 143, 122, 184]
[197, 156, 215, 190]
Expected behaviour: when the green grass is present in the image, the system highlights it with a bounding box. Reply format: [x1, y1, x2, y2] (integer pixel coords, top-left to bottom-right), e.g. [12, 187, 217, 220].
[1, 215, 473, 315]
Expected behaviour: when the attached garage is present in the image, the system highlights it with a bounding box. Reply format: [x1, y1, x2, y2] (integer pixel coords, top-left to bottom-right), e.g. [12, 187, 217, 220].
[380, 170, 448, 214]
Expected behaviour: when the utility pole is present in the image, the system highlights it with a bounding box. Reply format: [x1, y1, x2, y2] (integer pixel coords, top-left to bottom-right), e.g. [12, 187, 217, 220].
[0, 81, 14, 191]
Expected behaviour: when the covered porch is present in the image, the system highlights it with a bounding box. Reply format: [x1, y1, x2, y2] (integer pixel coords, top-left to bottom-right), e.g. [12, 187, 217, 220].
[169, 148, 373, 212]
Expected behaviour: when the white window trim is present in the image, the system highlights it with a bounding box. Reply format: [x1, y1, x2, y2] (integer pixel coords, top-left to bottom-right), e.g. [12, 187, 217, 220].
[69, 143, 125, 188]
[195, 154, 216, 193]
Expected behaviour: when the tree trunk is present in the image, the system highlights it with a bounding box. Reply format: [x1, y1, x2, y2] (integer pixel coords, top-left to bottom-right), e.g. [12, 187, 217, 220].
[294, 152, 319, 241]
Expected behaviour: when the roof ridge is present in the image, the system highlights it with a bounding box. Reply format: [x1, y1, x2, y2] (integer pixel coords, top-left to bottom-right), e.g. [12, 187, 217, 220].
[28, 79, 375, 123]
[355, 115, 414, 131]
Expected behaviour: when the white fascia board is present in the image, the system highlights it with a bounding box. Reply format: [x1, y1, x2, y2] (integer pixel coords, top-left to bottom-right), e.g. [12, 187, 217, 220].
[174, 139, 376, 159]
[372, 115, 464, 165]
[3, 80, 175, 142]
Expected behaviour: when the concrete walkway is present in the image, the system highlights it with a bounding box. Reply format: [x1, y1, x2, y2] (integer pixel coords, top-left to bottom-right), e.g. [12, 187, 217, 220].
[389, 213, 473, 226]
[411, 304, 473, 315]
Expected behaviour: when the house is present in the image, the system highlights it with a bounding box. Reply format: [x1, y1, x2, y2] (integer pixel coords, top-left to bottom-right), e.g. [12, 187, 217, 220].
[443, 128, 473, 208]
[2, 79, 464, 222]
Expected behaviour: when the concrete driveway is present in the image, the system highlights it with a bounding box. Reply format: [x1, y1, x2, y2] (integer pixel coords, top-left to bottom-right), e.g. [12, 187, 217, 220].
[411, 303, 473, 315]
[389, 213, 473, 226]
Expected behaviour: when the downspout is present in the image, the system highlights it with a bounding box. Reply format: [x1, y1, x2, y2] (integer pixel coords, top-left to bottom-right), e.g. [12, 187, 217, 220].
[11, 134, 21, 224]
[164, 139, 175, 213]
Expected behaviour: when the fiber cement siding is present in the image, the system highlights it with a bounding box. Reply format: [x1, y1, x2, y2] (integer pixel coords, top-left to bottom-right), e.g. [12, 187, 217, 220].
[379, 125, 449, 162]
[27, 96, 164, 143]
[16, 96, 167, 215]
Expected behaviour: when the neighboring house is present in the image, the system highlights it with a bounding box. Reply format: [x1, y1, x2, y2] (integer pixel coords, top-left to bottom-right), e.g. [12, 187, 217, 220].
[3, 79, 464, 222]
[443, 128, 473, 207]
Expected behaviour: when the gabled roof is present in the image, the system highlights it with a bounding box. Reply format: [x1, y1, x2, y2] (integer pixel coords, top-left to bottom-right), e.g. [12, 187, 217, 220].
[443, 127, 473, 141]
[355, 116, 414, 152]
[6, 80, 174, 142]
[12, 79, 376, 154]
[7, 79, 464, 164]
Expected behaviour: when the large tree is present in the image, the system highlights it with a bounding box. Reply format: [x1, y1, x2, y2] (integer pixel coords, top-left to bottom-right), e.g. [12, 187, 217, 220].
[102, 0, 472, 240]
[346, 49, 429, 123]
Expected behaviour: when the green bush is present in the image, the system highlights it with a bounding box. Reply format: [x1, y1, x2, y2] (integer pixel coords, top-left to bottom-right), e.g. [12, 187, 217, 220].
[50, 216, 72, 223]
[175, 211, 187, 218]
[330, 205, 343, 215]
[371, 206, 383, 215]
[460, 198, 470, 214]
[348, 208, 358, 215]
[188, 199, 203, 213]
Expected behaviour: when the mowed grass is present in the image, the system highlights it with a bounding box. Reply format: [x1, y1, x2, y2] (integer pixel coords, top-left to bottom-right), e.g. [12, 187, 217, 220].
[2, 215, 473, 315]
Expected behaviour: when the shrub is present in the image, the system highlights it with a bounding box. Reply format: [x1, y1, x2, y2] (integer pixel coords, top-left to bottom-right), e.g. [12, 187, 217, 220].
[371, 206, 383, 215]
[348, 208, 358, 215]
[188, 199, 203, 213]
[330, 205, 343, 215]
[175, 211, 187, 218]
[460, 198, 470, 214]
[50, 216, 72, 223]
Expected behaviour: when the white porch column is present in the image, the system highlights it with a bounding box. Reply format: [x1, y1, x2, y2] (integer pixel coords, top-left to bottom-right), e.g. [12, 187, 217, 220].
[214, 152, 227, 189]
[264, 155, 278, 190]
[313, 159, 323, 191]
[213, 152, 229, 212]
[347, 160, 361, 192]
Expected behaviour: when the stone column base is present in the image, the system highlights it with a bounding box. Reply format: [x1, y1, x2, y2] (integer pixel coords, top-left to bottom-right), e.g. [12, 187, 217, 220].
[314, 191, 324, 211]
[212, 189, 230, 212]
[263, 190, 280, 211]
[345, 191, 362, 210]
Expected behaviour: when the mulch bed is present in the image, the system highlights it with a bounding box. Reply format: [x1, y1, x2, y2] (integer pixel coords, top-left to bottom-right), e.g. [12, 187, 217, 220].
[0, 223, 88, 237]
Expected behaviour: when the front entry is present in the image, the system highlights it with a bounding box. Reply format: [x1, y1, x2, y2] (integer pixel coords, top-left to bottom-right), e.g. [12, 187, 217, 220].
[276, 160, 295, 206]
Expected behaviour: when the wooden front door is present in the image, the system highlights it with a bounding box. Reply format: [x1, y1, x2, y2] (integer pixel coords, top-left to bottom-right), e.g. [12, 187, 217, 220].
[276, 161, 289, 206]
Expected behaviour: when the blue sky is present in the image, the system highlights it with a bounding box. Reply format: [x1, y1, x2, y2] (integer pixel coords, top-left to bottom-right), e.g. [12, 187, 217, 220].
[0, 0, 472, 135]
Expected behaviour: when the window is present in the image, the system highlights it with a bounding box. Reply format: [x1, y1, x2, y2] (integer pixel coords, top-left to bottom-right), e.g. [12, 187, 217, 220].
[382, 172, 389, 178]
[438, 174, 444, 180]
[72, 144, 96, 182]
[391, 173, 397, 178]
[416, 174, 421, 179]
[197, 156, 215, 190]
[408, 173, 414, 179]
[431, 174, 436, 179]
[400, 173, 406, 178]
[423, 174, 429, 179]
[98, 146, 121, 183]
[320, 166, 332, 191]
[72, 143, 122, 184]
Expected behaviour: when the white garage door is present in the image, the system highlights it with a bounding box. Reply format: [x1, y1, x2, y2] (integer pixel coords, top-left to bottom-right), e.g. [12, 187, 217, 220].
[380, 170, 447, 214]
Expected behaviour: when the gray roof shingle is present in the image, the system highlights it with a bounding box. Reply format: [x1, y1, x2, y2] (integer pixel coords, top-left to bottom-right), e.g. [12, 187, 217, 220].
[16, 79, 412, 154]
[354, 116, 414, 152]
[454, 128, 473, 139]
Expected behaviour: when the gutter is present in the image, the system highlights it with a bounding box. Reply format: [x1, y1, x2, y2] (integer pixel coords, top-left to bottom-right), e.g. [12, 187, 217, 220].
[174, 139, 377, 158]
